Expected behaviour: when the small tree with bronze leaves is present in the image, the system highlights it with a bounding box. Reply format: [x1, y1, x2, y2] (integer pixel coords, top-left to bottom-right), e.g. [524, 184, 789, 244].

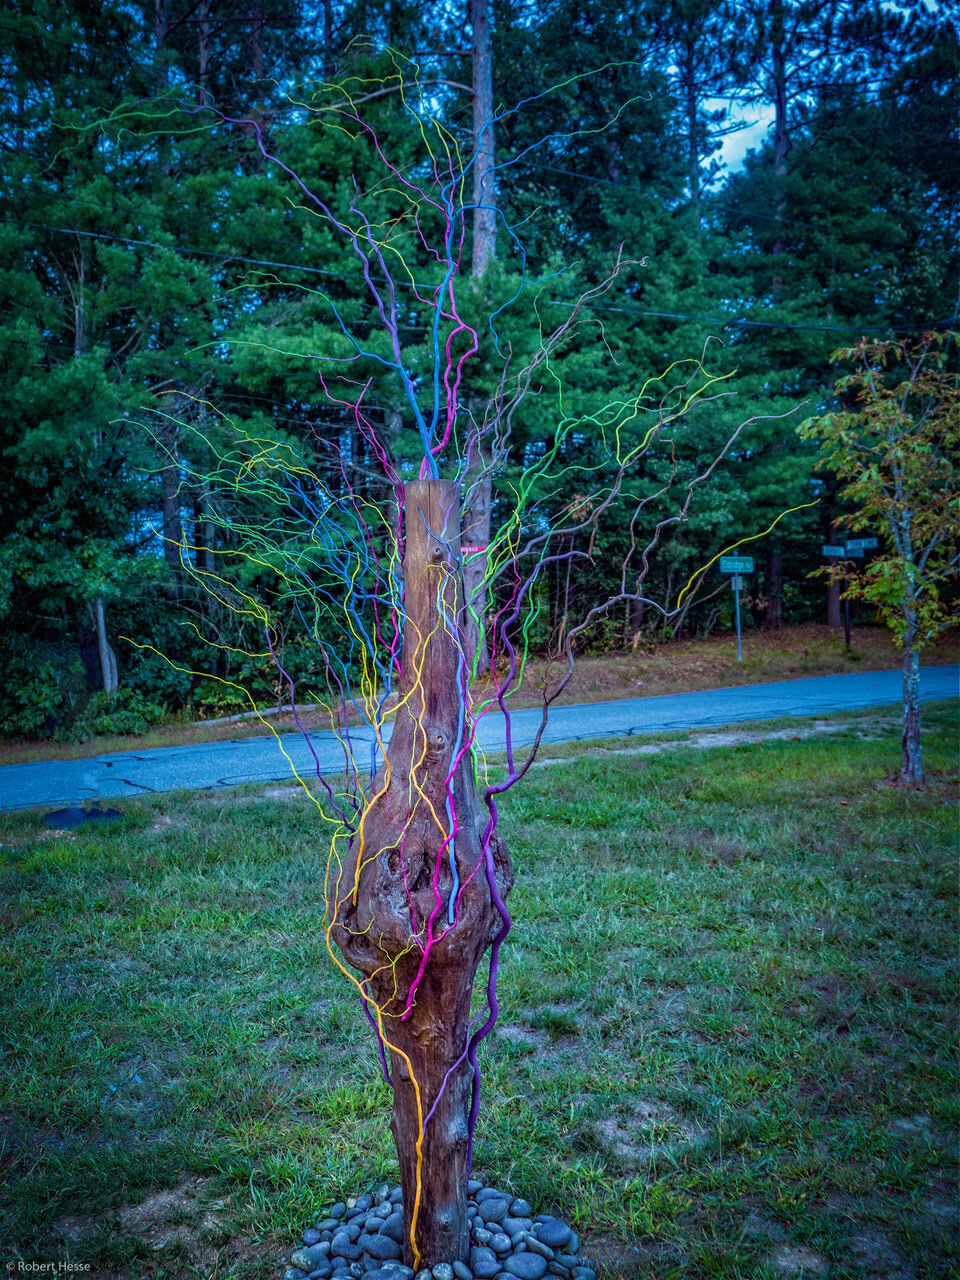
[799, 332, 959, 789]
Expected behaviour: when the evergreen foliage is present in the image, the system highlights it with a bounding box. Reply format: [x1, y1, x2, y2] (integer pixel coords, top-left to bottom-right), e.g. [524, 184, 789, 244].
[0, 0, 955, 734]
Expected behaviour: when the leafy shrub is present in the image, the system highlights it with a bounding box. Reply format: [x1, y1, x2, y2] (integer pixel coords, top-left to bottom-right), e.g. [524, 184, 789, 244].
[0, 638, 90, 738]
[68, 688, 166, 740]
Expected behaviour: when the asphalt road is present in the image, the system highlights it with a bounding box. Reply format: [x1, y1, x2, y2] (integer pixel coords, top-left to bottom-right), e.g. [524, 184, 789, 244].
[1, 665, 956, 813]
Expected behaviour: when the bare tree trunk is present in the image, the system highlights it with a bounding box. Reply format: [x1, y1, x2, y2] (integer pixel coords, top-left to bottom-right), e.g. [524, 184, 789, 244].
[330, 480, 512, 1268]
[470, 0, 496, 276]
[682, 38, 701, 232]
[15, 84, 24, 154]
[323, 0, 333, 68]
[198, 0, 211, 105]
[627, 595, 644, 649]
[160, 416, 183, 570]
[461, 0, 497, 676]
[900, 630, 923, 788]
[461, 441, 491, 675]
[826, 578, 841, 628]
[764, 540, 783, 628]
[92, 598, 118, 694]
[770, 0, 789, 296]
[155, 0, 171, 173]
[252, 0, 265, 112]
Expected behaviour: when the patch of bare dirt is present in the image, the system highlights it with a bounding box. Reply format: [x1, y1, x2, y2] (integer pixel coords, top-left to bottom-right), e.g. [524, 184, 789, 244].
[116, 1178, 233, 1272]
[50, 1176, 234, 1266]
[581, 1230, 686, 1280]
[530, 715, 896, 770]
[594, 1097, 707, 1163]
[770, 1244, 830, 1276]
[494, 1024, 548, 1049]
[847, 1228, 916, 1278]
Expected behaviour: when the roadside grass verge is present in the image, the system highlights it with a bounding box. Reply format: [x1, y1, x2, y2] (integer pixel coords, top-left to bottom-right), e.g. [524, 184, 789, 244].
[0, 703, 956, 1279]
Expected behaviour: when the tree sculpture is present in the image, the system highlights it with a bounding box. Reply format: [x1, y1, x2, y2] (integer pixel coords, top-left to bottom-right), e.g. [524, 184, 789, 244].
[124, 50, 797, 1271]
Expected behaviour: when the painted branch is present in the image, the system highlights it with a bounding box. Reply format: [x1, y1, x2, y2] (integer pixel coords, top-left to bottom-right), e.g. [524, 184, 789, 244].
[329, 479, 512, 1268]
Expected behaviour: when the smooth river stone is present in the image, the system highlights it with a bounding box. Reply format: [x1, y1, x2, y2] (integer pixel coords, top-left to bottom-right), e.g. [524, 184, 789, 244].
[479, 1199, 511, 1225]
[433, 1266, 454, 1280]
[534, 1221, 571, 1252]
[522, 1237, 553, 1260]
[452, 1263, 473, 1280]
[469, 1247, 501, 1278]
[502, 1218, 533, 1238]
[363, 1236, 404, 1262]
[331, 1240, 362, 1262]
[504, 1255, 548, 1280]
[380, 1213, 405, 1243]
[292, 1245, 332, 1273]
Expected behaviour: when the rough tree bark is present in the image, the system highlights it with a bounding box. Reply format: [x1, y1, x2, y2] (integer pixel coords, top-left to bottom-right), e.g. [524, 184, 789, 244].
[160, 415, 183, 570]
[764, 540, 783, 628]
[330, 479, 513, 1268]
[91, 598, 118, 694]
[462, 0, 496, 676]
[900, 620, 923, 787]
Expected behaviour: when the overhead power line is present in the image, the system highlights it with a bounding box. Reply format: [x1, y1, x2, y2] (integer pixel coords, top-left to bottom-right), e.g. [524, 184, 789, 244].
[1, 213, 919, 337]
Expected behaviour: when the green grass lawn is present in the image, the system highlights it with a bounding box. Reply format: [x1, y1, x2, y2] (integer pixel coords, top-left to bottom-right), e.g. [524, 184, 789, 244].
[1, 704, 957, 1279]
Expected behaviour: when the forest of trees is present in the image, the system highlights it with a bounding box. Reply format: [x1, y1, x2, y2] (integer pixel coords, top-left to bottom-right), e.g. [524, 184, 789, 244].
[0, 0, 956, 738]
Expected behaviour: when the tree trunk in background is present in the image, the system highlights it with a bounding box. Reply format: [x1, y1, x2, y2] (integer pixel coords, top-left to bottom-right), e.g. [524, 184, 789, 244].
[461, 441, 491, 675]
[470, 0, 496, 275]
[330, 480, 513, 1268]
[826, 579, 841, 628]
[93, 597, 118, 694]
[764, 540, 783, 627]
[682, 37, 701, 231]
[900, 627, 923, 787]
[627, 595, 644, 648]
[463, 0, 496, 675]
[198, 0, 211, 106]
[252, 0, 265, 112]
[770, 0, 790, 289]
[160, 416, 182, 569]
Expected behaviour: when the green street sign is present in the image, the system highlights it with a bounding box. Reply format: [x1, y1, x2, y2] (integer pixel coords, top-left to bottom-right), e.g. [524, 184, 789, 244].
[822, 544, 846, 556]
[719, 555, 754, 573]
[847, 537, 878, 551]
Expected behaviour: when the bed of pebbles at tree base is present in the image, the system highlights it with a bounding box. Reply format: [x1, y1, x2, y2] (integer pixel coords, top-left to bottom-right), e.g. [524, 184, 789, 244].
[284, 1183, 594, 1280]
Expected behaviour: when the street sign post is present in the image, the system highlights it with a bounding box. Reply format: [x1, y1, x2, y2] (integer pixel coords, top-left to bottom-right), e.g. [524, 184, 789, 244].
[720, 555, 753, 661]
[719, 556, 754, 573]
[823, 536, 876, 645]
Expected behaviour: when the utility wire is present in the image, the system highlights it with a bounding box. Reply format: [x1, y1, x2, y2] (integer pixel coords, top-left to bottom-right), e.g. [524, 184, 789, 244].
[1, 213, 917, 337]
